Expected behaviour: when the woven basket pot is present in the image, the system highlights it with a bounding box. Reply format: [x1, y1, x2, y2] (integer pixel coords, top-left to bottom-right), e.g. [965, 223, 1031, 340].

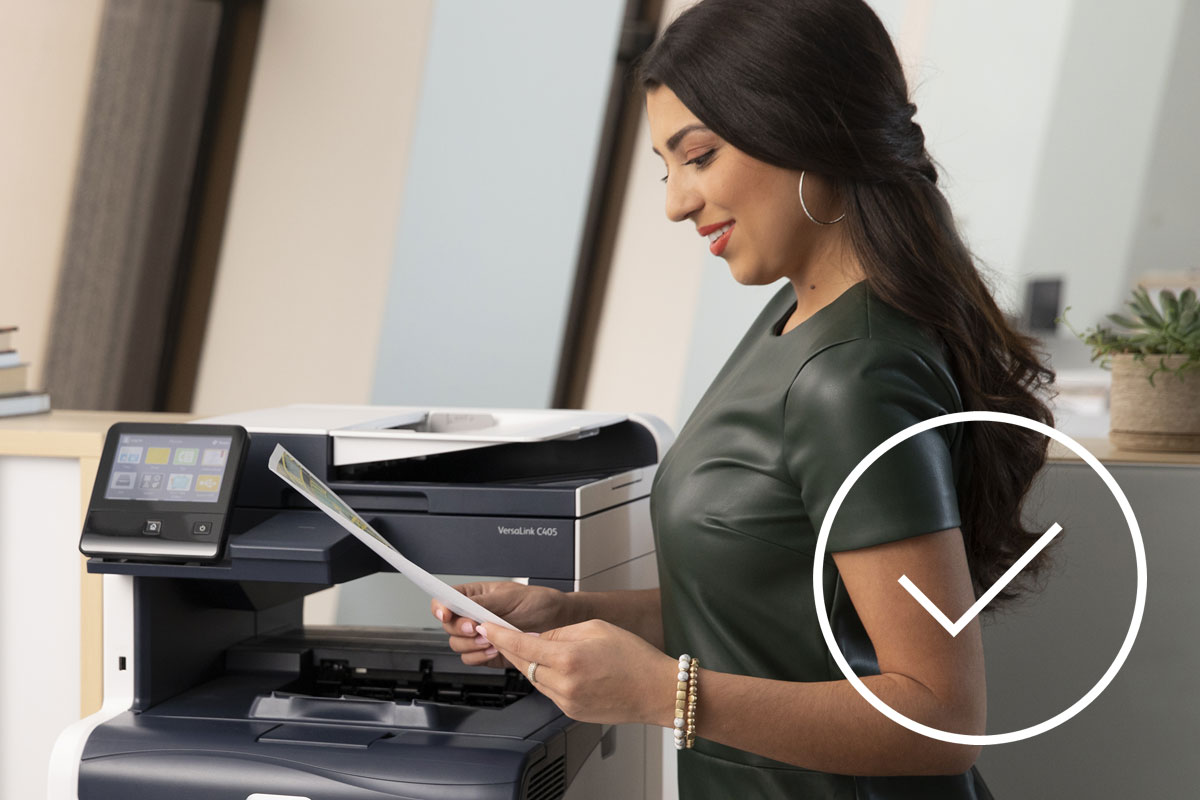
[1109, 353, 1200, 452]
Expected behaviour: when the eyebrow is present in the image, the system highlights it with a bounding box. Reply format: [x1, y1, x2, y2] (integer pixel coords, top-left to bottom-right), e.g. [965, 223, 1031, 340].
[651, 124, 711, 157]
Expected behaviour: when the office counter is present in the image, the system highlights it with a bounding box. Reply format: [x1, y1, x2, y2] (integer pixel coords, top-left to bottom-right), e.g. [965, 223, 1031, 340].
[0, 410, 189, 800]
[980, 440, 1200, 796]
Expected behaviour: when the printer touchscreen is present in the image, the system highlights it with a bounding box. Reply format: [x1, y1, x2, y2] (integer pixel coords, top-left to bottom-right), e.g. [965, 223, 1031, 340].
[105, 432, 233, 503]
[81, 422, 249, 562]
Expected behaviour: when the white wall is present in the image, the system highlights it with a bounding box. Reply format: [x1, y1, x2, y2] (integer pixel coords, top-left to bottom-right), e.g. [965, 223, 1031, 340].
[1014, 0, 1184, 329]
[585, 0, 723, 428]
[1124, 0, 1200, 288]
[192, 0, 434, 415]
[368, 0, 625, 408]
[0, 0, 104, 391]
[913, 0, 1075, 312]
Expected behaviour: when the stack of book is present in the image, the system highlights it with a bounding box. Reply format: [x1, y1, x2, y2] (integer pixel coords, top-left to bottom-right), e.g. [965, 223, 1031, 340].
[0, 326, 51, 418]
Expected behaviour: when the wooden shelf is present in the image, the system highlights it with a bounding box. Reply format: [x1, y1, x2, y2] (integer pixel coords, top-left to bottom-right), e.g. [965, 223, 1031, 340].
[1048, 437, 1200, 466]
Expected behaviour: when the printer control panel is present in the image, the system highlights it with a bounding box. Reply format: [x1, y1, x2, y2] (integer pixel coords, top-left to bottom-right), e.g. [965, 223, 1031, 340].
[79, 422, 249, 562]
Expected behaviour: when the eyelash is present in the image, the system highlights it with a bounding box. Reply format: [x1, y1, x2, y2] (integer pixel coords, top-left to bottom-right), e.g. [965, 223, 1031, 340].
[660, 149, 716, 184]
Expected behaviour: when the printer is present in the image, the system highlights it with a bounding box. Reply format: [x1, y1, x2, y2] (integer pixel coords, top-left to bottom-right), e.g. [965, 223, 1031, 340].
[50, 405, 674, 800]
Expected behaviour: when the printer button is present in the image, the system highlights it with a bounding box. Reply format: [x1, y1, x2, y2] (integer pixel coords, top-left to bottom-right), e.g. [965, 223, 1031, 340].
[143, 520, 162, 536]
[192, 521, 213, 536]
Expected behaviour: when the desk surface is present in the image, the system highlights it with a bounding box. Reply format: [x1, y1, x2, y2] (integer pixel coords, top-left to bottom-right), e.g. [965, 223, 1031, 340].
[1047, 437, 1200, 466]
[0, 409, 193, 458]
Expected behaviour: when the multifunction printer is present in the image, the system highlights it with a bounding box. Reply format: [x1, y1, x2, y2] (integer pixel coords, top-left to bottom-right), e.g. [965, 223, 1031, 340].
[50, 405, 673, 800]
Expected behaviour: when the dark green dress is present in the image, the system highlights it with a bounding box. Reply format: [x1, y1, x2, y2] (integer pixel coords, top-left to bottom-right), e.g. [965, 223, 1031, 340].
[651, 282, 992, 799]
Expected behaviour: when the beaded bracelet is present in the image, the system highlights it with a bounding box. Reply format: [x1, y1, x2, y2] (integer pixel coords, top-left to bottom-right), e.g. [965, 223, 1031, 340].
[673, 654, 700, 750]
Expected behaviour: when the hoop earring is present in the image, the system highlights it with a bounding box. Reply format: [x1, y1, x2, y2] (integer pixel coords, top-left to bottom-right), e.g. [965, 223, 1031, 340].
[799, 170, 845, 225]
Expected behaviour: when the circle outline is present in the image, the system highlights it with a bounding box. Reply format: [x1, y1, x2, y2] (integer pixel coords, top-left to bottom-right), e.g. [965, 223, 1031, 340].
[812, 410, 1147, 746]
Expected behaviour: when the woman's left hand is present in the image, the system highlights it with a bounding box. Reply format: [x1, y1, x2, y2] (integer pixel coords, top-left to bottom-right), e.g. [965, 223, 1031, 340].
[477, 619, 677, 727]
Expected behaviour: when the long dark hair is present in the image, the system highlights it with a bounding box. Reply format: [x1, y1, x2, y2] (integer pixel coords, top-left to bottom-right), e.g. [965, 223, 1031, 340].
[637, 0, 1055, 605]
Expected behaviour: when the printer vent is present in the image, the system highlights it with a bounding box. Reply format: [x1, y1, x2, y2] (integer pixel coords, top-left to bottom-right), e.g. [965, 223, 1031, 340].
[526, 755, 566, 800]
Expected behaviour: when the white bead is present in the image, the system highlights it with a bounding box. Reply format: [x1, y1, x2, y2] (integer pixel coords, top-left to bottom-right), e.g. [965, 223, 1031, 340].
[677, 670, 689, 682]
[674, 717, 685, 728]
[679, 654, 691, 665]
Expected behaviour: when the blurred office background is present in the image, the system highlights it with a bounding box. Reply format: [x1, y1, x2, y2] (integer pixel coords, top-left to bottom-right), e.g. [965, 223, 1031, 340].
[2, 0, 1198, 797]
[5, 0, 1198, 433]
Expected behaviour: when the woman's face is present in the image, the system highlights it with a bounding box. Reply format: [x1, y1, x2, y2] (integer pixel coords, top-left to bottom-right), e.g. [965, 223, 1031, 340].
[646, 85, 840, 286]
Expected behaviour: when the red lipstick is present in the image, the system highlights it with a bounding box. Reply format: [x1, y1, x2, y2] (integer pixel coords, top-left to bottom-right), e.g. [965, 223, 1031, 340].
[697, 219, 734, 236]
[708, 223, 734, 256]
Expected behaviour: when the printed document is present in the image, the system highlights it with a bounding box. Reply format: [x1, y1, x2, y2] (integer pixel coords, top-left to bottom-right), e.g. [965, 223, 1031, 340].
[268, 443, 519, 631]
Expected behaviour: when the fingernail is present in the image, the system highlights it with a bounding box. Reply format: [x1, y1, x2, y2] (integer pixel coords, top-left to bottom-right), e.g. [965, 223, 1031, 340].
[474, 635, 489, 645]
[461, 620, 475, 635]
[434, 609, 444, 622]
[476, 625, 488, 639]
[485, 647, 498, 656]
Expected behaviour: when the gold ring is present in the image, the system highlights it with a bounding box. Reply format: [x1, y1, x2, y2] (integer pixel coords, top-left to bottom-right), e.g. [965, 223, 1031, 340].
[527, 661, 540, 684]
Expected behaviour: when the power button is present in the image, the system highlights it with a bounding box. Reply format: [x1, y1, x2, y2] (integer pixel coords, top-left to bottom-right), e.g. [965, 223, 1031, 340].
[192, 521, 212, 536]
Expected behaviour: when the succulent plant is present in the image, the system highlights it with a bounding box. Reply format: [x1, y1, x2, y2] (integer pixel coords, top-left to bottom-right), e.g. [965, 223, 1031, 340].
[1062, 286, 1200, 385]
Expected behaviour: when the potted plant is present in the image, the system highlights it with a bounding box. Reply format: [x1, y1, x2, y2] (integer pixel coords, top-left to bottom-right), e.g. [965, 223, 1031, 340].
[1065, 285, 1200, 452]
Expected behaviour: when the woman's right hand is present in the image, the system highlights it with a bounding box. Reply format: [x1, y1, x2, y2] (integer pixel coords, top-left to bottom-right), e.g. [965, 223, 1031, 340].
[431, 581, 575, 669]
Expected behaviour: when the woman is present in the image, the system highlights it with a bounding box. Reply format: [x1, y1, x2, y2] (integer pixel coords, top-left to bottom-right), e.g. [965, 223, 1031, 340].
[432, 0, 1054, 796]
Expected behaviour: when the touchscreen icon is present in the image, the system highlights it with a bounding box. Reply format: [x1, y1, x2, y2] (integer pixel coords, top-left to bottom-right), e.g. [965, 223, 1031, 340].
[111, 471, 136, 489]
[202, 448, 228, 467]
[196, 474, 221, 493]
[167, 473, 194, 492]
[117, 446, 143, 464]
[173, 448, 199, 466]
[139, 473, 164, 490]
[146, 447, 171, 465]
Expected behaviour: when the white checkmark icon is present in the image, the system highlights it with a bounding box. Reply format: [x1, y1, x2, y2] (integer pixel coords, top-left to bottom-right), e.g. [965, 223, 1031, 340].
[898, 522, 1063, 637]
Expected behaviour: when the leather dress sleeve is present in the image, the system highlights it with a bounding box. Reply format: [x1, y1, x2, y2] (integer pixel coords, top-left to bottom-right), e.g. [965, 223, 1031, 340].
[783, 336, 963, 552]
